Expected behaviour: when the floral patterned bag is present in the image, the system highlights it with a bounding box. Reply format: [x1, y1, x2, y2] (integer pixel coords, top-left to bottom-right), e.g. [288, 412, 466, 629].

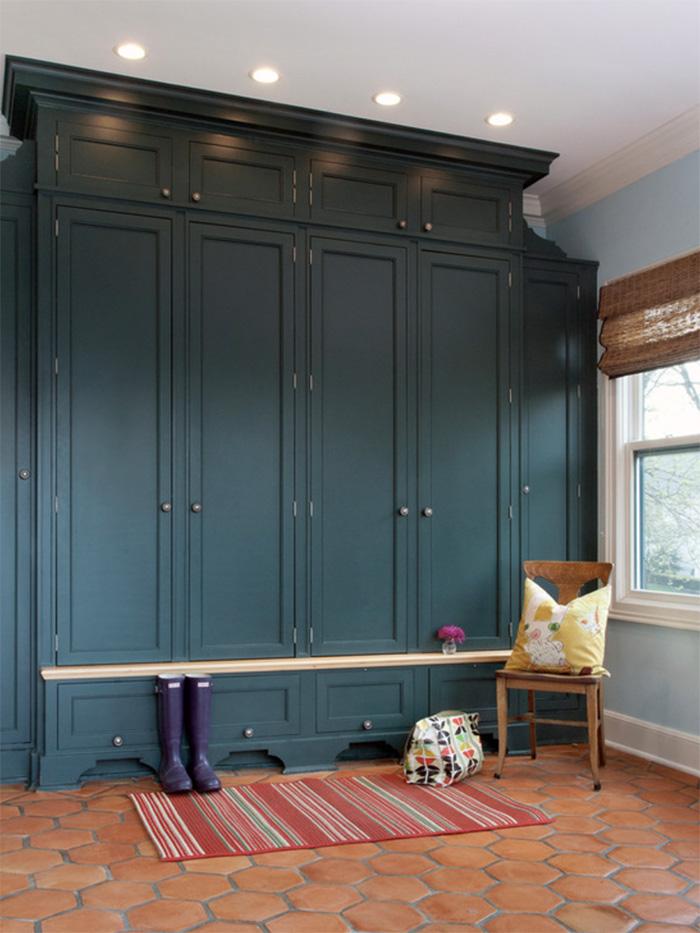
[403, 710, 484, 786]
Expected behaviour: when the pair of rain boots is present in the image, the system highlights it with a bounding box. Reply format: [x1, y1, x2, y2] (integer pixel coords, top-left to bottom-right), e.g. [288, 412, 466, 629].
[156, 673, 221, 794]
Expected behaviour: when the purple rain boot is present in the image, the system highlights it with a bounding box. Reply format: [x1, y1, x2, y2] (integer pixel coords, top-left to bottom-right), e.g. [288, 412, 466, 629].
[185, 674, 222, 793]
[156, 674, 193, 793]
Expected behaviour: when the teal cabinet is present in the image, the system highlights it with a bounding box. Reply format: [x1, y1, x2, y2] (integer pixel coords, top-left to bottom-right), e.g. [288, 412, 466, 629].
[0, 197, 34, 777]
[55, 207, 174, 663]
[309, 158, 410, 233]
[188, 222, 296, 659]
[418, 249, 513, 649]
[316, 668, 418, 734]
[420, 172, 518, 246]
[309, 236, 410, 654]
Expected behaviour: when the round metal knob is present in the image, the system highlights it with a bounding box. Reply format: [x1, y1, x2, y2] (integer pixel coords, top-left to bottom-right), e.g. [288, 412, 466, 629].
[112, 735, 124, 747]
[243, 728, 254, 738]
[161, 187, 171, 198]
[398, 506, 409, 516]
[362, 720, 373, 731]
[161, 502, 172, 512]
[523, 485, 530, 494]
[423, 222, 433, 232]
[192, 192, 201, 202]
[18, 469, 30, 480]
[191, 502, 202, 513]
[423, 507, 433, 517]
[397, 220, 407, 229]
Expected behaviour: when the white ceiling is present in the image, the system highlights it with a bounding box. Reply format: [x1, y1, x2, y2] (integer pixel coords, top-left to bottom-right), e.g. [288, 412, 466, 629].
[1, 0, 699, 200]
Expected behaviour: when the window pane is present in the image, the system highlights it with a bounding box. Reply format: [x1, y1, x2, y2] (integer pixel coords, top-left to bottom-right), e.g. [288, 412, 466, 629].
[636, 446, 700, 595]
[643, 361, 700, 439]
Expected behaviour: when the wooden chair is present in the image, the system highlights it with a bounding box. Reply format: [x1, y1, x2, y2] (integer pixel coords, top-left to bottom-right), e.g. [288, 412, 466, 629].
[494, 560, 613, 790]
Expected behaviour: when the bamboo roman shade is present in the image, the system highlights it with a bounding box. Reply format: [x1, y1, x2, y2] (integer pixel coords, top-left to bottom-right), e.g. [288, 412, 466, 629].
[598, 250, 700, 377]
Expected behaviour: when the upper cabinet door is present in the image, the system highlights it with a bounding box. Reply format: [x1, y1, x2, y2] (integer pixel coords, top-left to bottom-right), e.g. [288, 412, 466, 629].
[418, 248, 512, 649]
[187, 222, 296, 659]
[310, 236, 410, 655]
[55, 207, 174, 663]
[420, 173, 515, 246]
[188, 140, 296, 218]
[309, 158, 409, 233]
[55, 120, 173, 202]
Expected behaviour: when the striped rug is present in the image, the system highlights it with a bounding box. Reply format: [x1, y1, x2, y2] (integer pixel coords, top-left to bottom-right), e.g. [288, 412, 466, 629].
[130, 773, 552, 861]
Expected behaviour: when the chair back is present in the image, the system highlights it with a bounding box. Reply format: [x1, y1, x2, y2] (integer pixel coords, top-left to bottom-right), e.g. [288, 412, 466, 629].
[523, 561, 613, 605]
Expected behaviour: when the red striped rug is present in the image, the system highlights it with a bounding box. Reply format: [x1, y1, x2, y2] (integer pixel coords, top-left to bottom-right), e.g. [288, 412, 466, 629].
[130, 773, 552, 861]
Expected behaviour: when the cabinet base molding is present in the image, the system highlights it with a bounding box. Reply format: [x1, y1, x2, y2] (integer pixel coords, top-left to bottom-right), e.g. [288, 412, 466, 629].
[41, 651, 512, 681]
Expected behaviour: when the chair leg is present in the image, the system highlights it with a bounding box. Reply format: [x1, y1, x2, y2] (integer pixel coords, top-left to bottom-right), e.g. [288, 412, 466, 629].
[495, 677, 508, 778]
[597, 680, 606, 766]
[586, 683, 601, 791]
[528, 690, 537, 759]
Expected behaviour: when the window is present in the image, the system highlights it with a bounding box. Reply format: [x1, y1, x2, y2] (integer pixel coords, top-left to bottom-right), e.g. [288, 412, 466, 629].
[604, 361, 700, 628]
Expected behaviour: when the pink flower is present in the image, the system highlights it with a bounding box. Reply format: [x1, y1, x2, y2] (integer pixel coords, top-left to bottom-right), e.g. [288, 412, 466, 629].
[437, 625, 465, 643]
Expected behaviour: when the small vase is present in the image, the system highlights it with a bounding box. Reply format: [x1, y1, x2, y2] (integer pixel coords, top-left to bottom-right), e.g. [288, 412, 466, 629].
[442, 638, 457, 655]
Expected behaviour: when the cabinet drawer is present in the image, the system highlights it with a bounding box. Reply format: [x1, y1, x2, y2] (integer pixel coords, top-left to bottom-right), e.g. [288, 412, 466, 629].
[310, 158, 409, 232]
[428, 664, 500, 724]
[54, 679, 158, 751]
[316, 668, 416, 733]
[56, 120, 173, 201]
[211, 673, 302, 741]
[189, 140, 296, 217]
[420, 173, 512, 245]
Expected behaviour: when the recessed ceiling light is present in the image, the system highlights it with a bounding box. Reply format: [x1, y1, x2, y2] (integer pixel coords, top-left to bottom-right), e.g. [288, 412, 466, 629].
[373, 91, 402, 107]
[250, 67, 280, 84]
[115, 43, 146, 61]
[486, 112, 514, 127]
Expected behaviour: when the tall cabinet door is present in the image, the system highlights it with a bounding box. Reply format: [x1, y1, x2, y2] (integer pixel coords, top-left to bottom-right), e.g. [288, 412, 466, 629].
[310, 236, 409, 655]
[55, 207, 173, 663]
[521, 262, 589, 563]
[1, 200, 34, 756]
[188, 222, 296, 659]
[418, 249, 512, 649]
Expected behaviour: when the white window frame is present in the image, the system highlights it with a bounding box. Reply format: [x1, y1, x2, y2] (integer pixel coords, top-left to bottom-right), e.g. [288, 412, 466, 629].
[602, 371, 700, 630]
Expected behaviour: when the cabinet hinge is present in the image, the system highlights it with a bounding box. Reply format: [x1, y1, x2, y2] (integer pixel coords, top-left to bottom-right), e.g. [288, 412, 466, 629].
[578, 484, 582, 498]
[54, 134, 59, 172]
[508, 201, 512, 233]
[293, 245, 296, 263]
[309, 374, 313, 391]
[508, 270, 512, 288]
[292, 170, 297, 205]
[55, 634, 59, 653]
[55, 218, 59, 237]
[508, 387, 513, 404]
[55, 496, 59, 513]
[508, 504, 513, 519]
[293, 626, 297, 645]
[309, 248, 312, 265]
[309, 627, 313, 644]
[577, 284, 581, 300]
[54, 357, 59, 375]
[309, 501, 314, 517]
[293, 500, 297, 517]
[508, 622, 513, 640]
[577, 383, 582, 398]
[293, 372, 297, 390]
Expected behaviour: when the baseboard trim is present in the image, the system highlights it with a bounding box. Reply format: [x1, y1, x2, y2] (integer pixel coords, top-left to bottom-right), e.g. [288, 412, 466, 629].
[604, 710, 700, 778]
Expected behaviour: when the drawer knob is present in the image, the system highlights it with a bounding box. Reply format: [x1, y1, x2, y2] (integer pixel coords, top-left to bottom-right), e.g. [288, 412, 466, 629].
[191, 502, 203, 513]
[398, 506, 409, 517]
[397, 220, 407, 230]
[422, 507, 433, 517]
[423, 222, 433, 232]
[192, 192, 201, 202]
[243, 727, 254, 738]
[18, 469, 30, 480]
[362, 720, 373, 731]
[112, 735, 124, 747]
[523, 485, 530, 494]
[161, 501, 172, 512]
[161, 187, 171, 198]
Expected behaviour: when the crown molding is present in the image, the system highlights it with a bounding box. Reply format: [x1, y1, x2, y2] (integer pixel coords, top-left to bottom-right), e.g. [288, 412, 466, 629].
[0, 134, 22, 161]
[539, 105, 700, 227]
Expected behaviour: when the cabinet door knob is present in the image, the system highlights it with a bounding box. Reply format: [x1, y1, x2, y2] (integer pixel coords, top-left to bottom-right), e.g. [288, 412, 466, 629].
[161, 187, 171, 198]
[112, 735, 124, 747]
[423, 222, 433, 232]
[161, 501, 172, 512]
[422, 507, 433, 517]
[398, 506, 409, 516]
[191, 502, 203, 513]
[523, 485, 530, 494]
[397, 220, 407, 229]
[18, 469, 30, 480]
[192, 192, 201, 202]
[362, 720, 373, 730]
[243, 727, 254, 738]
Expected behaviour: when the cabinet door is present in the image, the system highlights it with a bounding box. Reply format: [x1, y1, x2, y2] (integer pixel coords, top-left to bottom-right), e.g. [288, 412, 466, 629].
[188, 222, 295, 659]
[419, 249, 512, 649]
[56, 207, 173, 663]
[309, 158, 409, 233]
[189, 140, 296, 218]
[521, 264, 584, 564]
[420, 173, 513, 246]
[0, 200, 33, 752]
[310, 237, 409, 654]
[55, 119, 173, 202]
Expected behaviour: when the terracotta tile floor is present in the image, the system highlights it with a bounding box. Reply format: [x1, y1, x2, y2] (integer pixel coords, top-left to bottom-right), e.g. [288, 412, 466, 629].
[1, 745, 698, 932]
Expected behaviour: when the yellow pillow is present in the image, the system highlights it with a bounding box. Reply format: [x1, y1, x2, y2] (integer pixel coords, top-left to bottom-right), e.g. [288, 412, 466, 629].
[505, 578, 611, 677]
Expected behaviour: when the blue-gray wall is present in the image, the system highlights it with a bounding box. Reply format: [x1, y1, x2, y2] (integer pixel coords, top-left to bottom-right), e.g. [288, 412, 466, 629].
[548, 150, 700, 739]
